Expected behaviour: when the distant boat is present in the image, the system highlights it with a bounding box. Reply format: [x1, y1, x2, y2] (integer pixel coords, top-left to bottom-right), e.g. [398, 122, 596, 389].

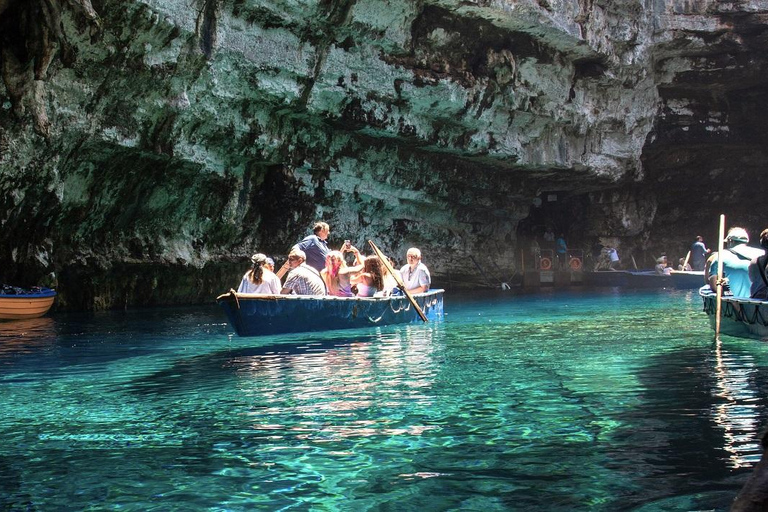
[670, 270, 706, 289]
[0, 286, 57, 320]
[584, 270, 704, 289]
[699, 287, 768, 340]
[217, 289, 444, 337]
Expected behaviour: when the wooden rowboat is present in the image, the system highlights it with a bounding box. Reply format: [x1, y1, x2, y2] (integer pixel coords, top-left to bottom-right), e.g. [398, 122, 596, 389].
[699, 286, 768, 340]
[217, 289, 444, 337]
[0, 287, 57, 320]
[584, 270, 705, 289]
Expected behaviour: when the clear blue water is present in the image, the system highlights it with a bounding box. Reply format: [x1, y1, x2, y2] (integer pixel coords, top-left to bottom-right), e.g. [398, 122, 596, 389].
[1, 288, 767, 511]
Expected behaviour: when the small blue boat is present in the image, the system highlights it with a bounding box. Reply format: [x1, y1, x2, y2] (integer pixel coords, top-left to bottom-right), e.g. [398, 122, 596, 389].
[217, 289, 445, 337]
[700, 287, 768, 340]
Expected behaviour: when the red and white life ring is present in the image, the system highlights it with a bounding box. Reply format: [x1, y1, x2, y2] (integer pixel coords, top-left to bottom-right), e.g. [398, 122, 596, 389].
[540, 257, 552, 270]
[569, 257, 582, 271]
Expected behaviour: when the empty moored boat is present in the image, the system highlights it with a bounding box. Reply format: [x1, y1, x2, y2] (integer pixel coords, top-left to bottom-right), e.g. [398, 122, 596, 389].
[0, 286, 57, 320]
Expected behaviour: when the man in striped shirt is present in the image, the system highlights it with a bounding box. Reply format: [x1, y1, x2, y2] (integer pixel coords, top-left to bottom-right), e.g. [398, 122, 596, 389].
[281, 248, 326, 295]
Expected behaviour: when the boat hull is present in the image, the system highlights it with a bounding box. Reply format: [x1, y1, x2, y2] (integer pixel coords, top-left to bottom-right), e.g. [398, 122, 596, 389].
[0, 289, 57, 320]
[584, 270, 705, 289]
[217, 289, 444, 337]
[699, 287, 768, 340]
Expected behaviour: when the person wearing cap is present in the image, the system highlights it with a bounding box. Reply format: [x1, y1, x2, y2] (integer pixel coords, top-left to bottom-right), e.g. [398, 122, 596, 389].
[237, 253, 281, 294]
[295, 222, 330, 273]
[281, 248, 326, 295]
[264, 257, 275, 273]
[690, 235, 711, 271]
[706, 227, 764, 298]
[748, 229, 768, 299]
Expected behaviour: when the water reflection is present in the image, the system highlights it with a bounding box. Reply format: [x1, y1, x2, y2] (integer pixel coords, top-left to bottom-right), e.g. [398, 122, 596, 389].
[0, 318, 57, 361]
[712, 337, 761, 468]
[228, 327, 440, 440]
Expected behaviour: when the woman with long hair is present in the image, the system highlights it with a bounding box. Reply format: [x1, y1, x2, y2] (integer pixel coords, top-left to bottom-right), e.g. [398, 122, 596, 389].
[321, 248, 363, 297]
[352, 256, 386, 297]
[237, 253, 281, 294]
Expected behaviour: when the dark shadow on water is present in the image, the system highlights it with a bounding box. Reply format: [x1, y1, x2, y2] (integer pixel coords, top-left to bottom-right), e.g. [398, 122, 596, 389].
[611, 340, 768, 510]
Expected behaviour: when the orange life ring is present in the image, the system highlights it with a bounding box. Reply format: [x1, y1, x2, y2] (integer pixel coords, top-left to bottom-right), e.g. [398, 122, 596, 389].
[569, 257, 582, 271]
[540, 257, 552, 270]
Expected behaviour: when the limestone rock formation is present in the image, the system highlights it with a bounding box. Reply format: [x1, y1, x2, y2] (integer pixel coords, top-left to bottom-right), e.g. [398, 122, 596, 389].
[0, 0, 766, 308]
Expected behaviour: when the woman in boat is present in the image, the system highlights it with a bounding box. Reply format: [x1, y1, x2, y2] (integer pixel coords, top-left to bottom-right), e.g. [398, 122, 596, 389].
[352, 256, 385, 297]
[655, 256, 672, 275]
[321, 248, 363, 297]
[238, 253, 281, 294]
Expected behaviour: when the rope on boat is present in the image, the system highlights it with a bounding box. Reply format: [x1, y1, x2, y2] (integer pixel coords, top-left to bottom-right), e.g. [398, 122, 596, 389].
[703, 295, 768, 327]
[230, 289, 240, 310]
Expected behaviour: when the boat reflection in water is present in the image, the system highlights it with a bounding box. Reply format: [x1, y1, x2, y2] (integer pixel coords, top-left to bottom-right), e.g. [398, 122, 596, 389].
[0, 317, 57, 361]
[227, 325, 440, 440]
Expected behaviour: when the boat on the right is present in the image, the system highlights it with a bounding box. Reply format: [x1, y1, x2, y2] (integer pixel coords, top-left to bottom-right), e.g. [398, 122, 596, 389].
[699, 286, 768, 340]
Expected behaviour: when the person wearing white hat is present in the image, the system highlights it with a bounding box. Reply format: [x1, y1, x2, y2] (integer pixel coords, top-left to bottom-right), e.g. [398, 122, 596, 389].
[238, 253, 281, 294]
[706, 227, 764, 298]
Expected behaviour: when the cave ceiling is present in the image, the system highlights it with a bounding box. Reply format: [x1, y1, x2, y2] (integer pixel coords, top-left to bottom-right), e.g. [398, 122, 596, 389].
[0, 0, 767, 308]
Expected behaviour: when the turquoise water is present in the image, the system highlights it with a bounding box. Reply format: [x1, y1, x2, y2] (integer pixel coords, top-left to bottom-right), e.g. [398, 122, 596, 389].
[1, 288, 767, 511]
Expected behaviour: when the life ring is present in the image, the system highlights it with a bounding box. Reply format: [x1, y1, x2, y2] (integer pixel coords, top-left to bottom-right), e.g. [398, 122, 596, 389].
[540, 257, 552, 270]
[569, 257, 582, 271]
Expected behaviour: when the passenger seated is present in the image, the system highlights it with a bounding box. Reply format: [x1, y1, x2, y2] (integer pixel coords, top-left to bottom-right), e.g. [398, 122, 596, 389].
[677, 258, 692, 271]
[655, 256, 672, 275]
[281, 248, 326, 295]
[238, 253, 281, 294]
[321, 247, 363, 297]
[379, 260, 400, 296]
[351, 256, 385, 297]
[399, 247, 431, 293]
[707, 227, 764, 298]
[749, 228, 768, 300]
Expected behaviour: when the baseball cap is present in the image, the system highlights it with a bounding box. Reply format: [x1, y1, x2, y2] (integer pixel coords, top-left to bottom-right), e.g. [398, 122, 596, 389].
[725, 227, 749, 243]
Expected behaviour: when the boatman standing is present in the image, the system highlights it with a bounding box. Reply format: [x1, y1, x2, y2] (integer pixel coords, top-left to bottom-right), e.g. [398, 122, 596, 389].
[399, 247, 431, 294]
[706, 227, 763, 298]
[295, 221, 330, 272]
[690, 235, 711, 271]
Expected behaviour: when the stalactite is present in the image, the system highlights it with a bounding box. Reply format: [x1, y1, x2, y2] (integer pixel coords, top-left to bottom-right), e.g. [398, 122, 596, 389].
[0, 0, 100, 137]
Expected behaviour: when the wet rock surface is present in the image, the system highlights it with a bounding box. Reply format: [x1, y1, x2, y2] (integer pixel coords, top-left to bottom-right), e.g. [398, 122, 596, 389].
[0, 0, 766, 309]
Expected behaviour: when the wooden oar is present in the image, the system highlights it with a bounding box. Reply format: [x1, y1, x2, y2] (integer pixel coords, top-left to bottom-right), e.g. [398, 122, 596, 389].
[682, 250, 691, 271]
[275, 259, 290, 279]
[368, 240, 428, 322]
[715, 214, 726, 337]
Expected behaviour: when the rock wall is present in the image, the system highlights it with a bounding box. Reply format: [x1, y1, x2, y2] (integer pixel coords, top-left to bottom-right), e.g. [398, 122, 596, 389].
[0, 0, 766, 308]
